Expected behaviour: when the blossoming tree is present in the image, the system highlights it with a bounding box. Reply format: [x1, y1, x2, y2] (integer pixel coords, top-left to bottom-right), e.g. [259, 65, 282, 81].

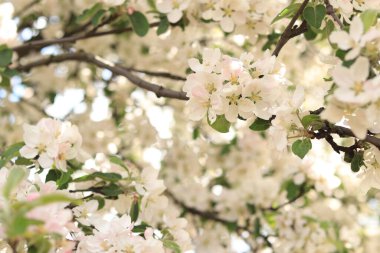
[0, 0, 380, 252]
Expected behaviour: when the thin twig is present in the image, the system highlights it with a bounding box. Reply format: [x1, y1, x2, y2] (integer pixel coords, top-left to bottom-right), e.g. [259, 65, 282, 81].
[12, 22, 160, 55]
[272, 0, 310, 57]
[126, 67, 186, 81]
[324, 0, 344, 29]
[14, 51, 188, 100]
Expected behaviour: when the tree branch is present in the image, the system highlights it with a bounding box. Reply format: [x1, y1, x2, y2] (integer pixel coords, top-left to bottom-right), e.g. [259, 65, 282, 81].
[324, 0, 344, 29]
[14, 51, 188, 100]
[272, 0, 310, 57]
[12, 22, 160, 56]
[126, 67, 186, 81]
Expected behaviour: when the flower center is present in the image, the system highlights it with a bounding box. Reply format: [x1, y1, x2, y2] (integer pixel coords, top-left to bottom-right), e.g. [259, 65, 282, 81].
[352, 81, 364, 95]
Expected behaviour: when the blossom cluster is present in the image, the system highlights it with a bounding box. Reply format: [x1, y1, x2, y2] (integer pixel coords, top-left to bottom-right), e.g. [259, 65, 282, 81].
[0, 118, 192, 252]
[323, 16, 380, 139]
[156, 0, 280, 34]
[20, 118, 83, 171]
[183, 48, 286, 123]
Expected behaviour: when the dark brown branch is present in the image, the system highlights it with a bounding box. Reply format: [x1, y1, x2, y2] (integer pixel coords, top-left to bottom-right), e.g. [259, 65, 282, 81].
[126, 67, 186, 81]
[272, 0, 310, 57]
[12, 22, 160, 55]
[14, 51, 188, 100]
[166, 190, 273, 248]
[324, 0, 344, 29]
[310, 108, 380, 150]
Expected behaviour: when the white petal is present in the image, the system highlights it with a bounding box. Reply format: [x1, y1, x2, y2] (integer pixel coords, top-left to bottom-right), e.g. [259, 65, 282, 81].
[23, 124, 40, 147]
[202, 9, 213, 20]
[220, 17, 234, 33]
[348, 116, 368, 140]
[350, 16, 364, 42]
[188, 58, 202, 72]
[38, 153, 53, 169]
[188, 101, 207, 121]
[167, 9, 182, 23]
[19, 146, 38, 159]
[224, 104, 238, 122]
[331, 65, 354, 88]
[238, 98, 254, 112]
[352, 57, 369, 82]
[156, 0, 172, 13]
[330, 31, 353, 50]
[345, 47, 361, 60]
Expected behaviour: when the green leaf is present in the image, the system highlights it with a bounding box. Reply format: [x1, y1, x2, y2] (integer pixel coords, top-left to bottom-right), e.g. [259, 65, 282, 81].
[0, 75, 10, 89]
[147, 0, 157, 10]
[46, 169, 62, 182]
[163, 240, 181, 253]
[20, 193, 80, 212]
[108, 155, 130, 172]
[301, 114, 322, 129]
[132, 222, 149, 233]
[76, 3, 103, 23]
[157, 16, 169, 35]
[292, 139, 312, 159]
[93, 196, 105, 210]
[3, 166, 26, 199]
[128, 11, 150, 37]
[2, 68, 19, 78]
[0, 45, 13, 67]
[0, 142, 24, 168]
[321, 20, 335, 40]
[304, 24, 318, 40]
[284, 180, 302, 201]
[7, 215, 33, 237]
[249, 117, 271, 131]
[246, 203, 256, 214]
[360, 9, 378, 32]
[351, 152, 364, 172]
[56, 171, 72, 189]
[208, 115, 231, 133]
[303, 5, 326, 29]
[192, 126, 200, 140]
[15, 157, 33, 166]
[129, 197, 140, 222]
[28, 236, 51, 253]
[100, 183, 123, 197]
[272, 3, 301, 24]
[253, 217, 261, 237]
[91, 9, 106, 26]
[73, 172, 122, 183]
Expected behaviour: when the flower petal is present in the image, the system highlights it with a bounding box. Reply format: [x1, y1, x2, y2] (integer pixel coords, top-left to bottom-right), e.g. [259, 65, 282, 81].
[20, 146, 38, 159]
[351, 57, 369, 82]
[220, 17, 234, 33]
[330, 31, 353, 50]
[349, 16, 364, 42]
[38, 153, 53, 169]
[167, 9, 182, 23]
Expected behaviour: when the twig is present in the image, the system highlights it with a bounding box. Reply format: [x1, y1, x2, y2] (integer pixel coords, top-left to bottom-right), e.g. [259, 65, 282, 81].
[126, 67, 186, 81]
[324, 0, 344, 29]
[12, 22, 160, 55]
[272, 0, 310, 57]
[269, 184, 307, 211]
[14, 51, 188, 100]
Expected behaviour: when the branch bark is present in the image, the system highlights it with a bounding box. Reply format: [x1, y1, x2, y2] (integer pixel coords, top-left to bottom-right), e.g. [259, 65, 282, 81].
[14, 51, 188, 100]
[272, 0, 310, 57]
[12, 22, 160, 56]
[324, 0, 344, 29]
